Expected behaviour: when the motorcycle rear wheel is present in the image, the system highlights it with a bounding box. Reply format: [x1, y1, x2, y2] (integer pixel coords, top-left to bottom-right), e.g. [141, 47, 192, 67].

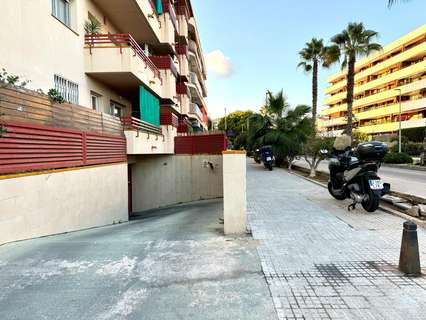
[327, 181, 346, 200]
[361, 190, 380, 212]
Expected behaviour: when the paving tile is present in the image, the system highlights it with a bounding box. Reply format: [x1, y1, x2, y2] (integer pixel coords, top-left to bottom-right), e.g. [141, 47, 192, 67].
[247, 161, 426, 320]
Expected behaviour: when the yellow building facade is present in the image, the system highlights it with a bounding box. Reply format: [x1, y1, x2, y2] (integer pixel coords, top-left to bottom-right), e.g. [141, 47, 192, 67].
[320, 24, 426, 137]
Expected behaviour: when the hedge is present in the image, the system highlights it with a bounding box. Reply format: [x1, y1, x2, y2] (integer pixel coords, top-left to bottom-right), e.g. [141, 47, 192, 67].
[390, 143, 424, 156]
[384, 152, 413, 164]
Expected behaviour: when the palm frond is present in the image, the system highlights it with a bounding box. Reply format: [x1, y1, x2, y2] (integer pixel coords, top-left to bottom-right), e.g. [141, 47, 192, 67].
[388, 0, 410, 8]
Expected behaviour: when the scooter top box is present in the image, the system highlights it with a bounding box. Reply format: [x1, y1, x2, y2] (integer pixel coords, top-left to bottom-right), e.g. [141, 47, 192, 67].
[356, 141, 388, 161]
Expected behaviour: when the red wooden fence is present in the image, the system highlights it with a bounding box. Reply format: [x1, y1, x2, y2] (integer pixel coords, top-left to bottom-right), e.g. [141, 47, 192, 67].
[0, 122, 126, 175]
[174, 133, 227, 155]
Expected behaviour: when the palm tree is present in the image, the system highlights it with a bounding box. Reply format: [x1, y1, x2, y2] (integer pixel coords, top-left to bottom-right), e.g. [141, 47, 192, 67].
[327, 23, 381, 140]
[388, 0, 410, 7]
[297, 38, 331, 126]
[264, 89, 290, 120]
[247, 90, 313, 167]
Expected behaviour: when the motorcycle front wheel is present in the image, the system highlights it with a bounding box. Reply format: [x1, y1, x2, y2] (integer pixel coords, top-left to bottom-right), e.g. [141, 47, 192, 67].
[361, 189, 380, 212]
[327, 181, 346, 200]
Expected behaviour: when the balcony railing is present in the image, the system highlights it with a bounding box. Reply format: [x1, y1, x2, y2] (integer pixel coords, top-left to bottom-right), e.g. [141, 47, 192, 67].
[189, 72, 202, 90]
[121, 116, 162, 135]
[150, 55, 178, 77]
[85, 33, 162, 82]
[189, 103, 203, 120]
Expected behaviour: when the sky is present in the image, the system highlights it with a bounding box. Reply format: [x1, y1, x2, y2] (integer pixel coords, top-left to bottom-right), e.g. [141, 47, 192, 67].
[191, 0, 426, 119]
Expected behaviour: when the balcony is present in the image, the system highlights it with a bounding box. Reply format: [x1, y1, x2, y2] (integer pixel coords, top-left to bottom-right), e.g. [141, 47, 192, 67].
[188, 40, 204, 75]
[84, 34, 162, 98]
[321, 98, 426, 128]
[90, 0, 162, 44]
[122, 116, 175, 154]
[177, 14, 189, 40]
[189, 103, 203, 122]
[188, 72, 205, 105]
[322, 78, 426, 116]
[358, 118, 426, 135]
[150, 55, 179, 104]
[324, 59, 426, 105]
[325, 42, 426, 95]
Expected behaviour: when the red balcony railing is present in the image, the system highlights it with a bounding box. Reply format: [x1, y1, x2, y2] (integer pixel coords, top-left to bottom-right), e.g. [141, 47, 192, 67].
[121, 116, 162, 135]
[176, 82, 188, 95]
[85, 34, 162, 82]
[160, 112, 179, 127]
[176, 43, 188, 55]
[150, 55, 178, 78]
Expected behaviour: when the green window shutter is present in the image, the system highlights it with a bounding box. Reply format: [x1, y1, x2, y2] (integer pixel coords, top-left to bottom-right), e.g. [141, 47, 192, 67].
[155, 0, 163, 14]
[139, 86, 160, 126]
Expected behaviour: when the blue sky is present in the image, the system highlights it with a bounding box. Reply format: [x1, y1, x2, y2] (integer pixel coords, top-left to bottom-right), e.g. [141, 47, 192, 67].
[191, 0, 426, 119]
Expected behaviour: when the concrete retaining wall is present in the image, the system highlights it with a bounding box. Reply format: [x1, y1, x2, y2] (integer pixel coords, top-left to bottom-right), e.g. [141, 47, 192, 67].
[0, 163, 128, 245]
[131, 155, 223, 212]
[223, 151, 247, 235]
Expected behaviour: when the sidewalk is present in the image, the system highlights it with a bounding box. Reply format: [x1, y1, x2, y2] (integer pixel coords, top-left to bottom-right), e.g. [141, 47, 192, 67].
[0, 200, 276, 320]
[247, 160, 426, 320]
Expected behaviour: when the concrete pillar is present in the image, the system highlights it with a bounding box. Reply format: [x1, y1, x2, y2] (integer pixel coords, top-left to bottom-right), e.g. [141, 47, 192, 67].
[223, 151, 247, 235]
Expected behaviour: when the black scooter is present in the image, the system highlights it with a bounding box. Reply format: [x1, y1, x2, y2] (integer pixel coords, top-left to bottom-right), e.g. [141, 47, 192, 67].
[261, 145, 274, 171]
[327, 141, 391, 212]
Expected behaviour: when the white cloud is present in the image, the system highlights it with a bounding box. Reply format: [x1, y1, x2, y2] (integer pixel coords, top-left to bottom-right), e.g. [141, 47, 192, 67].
[204, 50, 234, 78]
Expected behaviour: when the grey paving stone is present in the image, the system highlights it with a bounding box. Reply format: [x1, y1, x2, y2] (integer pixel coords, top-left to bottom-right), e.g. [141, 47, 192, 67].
[246, 160, 426, 320]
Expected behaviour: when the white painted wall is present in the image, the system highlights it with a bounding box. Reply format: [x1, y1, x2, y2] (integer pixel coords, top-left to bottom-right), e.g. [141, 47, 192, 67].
[125, 125, 176, 155]
[0, 0, 132, 114]
[131, 155, 223, 212]
[223, 152, 247, 235]
[0, 163, 128, 245]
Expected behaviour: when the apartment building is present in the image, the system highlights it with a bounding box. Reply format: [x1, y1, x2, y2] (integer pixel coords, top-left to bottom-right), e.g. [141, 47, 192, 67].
[1, 0, 209, 138]
[320, 24, 426, 137]
[0, 0, 224, 245]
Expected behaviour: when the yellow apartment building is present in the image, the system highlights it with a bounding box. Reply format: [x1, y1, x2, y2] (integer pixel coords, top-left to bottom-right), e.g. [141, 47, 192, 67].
[320, 24, 426, 137]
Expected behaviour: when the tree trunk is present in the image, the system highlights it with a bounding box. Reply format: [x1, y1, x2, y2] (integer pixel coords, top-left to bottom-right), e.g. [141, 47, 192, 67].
[309, 167, 316, 178]
[346, 54, 356, 142]
[312, 59, 318, 129]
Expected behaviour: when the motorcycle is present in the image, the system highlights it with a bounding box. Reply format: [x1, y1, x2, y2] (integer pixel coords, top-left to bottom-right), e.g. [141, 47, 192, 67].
[261, 145, 274, 171]
[254, 149, 261, 164]
[327, 140, 391, 212]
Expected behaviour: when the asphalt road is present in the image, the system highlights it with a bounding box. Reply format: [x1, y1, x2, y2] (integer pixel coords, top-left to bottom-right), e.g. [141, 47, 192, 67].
[293, 158, 426, 199]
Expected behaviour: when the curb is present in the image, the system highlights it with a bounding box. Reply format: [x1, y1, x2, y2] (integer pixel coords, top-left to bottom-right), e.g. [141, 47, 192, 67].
[288, 168, 426, 229]
[383, 163, 426, 172]
[291, 164, 426, 204]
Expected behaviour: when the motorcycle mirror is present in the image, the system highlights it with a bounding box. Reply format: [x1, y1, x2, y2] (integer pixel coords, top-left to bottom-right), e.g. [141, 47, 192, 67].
[320, 149, 329, 155]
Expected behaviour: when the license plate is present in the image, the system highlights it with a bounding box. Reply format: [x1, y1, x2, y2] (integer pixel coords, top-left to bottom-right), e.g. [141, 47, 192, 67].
[266, 157, 272, 161]
[369, 179, 384, 190]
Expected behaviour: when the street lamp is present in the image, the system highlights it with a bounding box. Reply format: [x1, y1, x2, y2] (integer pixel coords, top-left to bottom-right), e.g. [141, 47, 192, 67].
[395, 88, 402, 153]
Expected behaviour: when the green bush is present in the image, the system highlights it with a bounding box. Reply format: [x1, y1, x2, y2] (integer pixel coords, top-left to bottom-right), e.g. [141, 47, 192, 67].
[384, 152, 413, 164]
[402, 126, 426, 143]
[390, 143, 423, 156]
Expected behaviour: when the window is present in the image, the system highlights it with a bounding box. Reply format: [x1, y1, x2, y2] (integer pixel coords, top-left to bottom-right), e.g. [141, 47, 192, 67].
[54, 75, 79, 104]
[52, 0, 71, 26]
[91, 91, 102, 112]
[110, 101, 124, 118]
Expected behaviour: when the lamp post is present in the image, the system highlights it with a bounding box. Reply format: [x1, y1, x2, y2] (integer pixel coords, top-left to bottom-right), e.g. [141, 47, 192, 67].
[395, 88, 402, 153]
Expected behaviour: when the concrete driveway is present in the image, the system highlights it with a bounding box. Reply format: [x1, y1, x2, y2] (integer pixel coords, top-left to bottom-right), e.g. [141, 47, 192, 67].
[0, 200, 277, 320]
